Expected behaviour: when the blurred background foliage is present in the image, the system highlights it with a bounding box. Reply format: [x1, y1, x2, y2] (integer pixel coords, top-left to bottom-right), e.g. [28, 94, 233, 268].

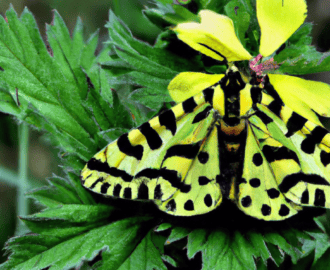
[0, 0, 329, 265]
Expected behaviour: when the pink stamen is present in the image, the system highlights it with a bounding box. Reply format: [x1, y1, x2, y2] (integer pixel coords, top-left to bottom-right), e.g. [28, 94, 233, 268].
[249, 54, 281, 84]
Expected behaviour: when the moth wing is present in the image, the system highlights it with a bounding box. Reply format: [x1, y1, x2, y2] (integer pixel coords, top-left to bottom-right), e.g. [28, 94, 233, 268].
[237, 122, 298, 221]
[251, 104, 330, 210]
[81, 91, 223, 216]
[260, 91, 330, 154]
[157, 123, 222, 216]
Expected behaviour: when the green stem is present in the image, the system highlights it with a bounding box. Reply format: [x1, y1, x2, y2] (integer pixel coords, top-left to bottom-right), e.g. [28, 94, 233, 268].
[16, 123, 29, 235]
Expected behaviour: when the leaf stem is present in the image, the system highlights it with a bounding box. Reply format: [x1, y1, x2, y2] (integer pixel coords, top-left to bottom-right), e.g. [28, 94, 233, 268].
[16, 123, 29, 235]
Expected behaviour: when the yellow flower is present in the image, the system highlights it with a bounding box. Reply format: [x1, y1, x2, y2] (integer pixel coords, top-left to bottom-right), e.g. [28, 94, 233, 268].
[169, 0, 330, 128]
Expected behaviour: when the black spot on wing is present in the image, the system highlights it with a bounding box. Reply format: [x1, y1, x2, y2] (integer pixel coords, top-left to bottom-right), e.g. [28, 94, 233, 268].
[204, 194, 212, 207]
[267, 188, 280, 199]
[100, 182, 111, 194]
[301, 127, 329, 154]
[301, 189, 309, 204]
[314, 189, 326, 207]
[203, 88, 214, 106]
[267, 100, 282, 117]
[164, 142, 201, 160]
[249, 178, 261, 188]
[261, 204, 271, 216]
[184, 200, 194, 211]
[192, 106, 212, 124]
[138, 122, 162, 150]
[279, 204, 290, 216]
[262, 145, 300, 165]
[154, 184, 162, 200]
[321, 151, 330, 167]
[159, 109, 177, 136]
[135, 168, 191, 193]
[90, 177, 104, 189]
[166, 199, 176, 212]
[252, 153, 263, 166]
[279, 173, 330, 193]
[255, 111, 273, 125]
[198, 176, 212, 185]
[285, 112, 307, 137]
[113, 184, 122, 197]
[241, 196, 252, 207]
[123, 187, 132, 199]
[198, 152, 209, 164]
[87, 158, 133, 182]
[137, 183, 149, 199]
[182, 97, 198, 113]
[251, 86, 262, 105]
[117, 133, 143, 160]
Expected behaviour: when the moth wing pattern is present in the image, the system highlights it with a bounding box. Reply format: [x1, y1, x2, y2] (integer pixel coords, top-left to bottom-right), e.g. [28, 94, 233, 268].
[158, 123, 222, 215]
[237, 122, 299, 221]
[250, 103, 330, 211]
[81, 90, 223, 216]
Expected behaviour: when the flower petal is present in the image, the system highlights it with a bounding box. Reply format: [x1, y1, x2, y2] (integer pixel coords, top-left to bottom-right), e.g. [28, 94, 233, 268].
[268, 74, 330, 126]
[174, 10, 252, 62]
[258, 0, 307, 57]
[168, 72, 224, 103]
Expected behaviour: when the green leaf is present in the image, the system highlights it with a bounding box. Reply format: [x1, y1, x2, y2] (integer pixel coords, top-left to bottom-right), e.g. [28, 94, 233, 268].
[264, 230, 302, 264]
[187, 229, 208, 259]
[186, 229, 257, 270]
[99, 127, 130, 142]
[104, 9, 205, 111]
[246, 231, 270, 263]
[1, 217, 153, 270]
[143, 2, 198, 27]
[224, 1, 250, 47]
[26, 176, 83, 208]
[0, 85, 21, 116]
[129, 87, 172, 110]
[0, 6, 102, 159]
[166, 226, 192, 243]
[311, 248, 330, 270]
[303, 226, 330, 265]
[155, 223, 172, 232]
[195, 0, 233, 12]
[267, 243, 284, 266]
[115, 231, 167, 270]
[275, 23, 330, 74]
[29, 204, 113, 223]
[66, 172, 96, 205]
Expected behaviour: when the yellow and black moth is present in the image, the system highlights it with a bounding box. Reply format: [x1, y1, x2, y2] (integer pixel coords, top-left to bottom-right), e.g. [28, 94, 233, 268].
[80, 64, 330, 221]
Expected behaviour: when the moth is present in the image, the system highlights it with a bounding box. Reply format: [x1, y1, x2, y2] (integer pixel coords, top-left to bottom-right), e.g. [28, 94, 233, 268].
[80, 65, 330, 221]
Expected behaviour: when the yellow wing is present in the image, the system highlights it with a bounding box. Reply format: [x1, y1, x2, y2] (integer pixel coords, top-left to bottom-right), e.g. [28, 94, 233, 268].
[81, 88, 223, 216]
[246, 104, 330, 218]
[237, 123, 299, 221]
